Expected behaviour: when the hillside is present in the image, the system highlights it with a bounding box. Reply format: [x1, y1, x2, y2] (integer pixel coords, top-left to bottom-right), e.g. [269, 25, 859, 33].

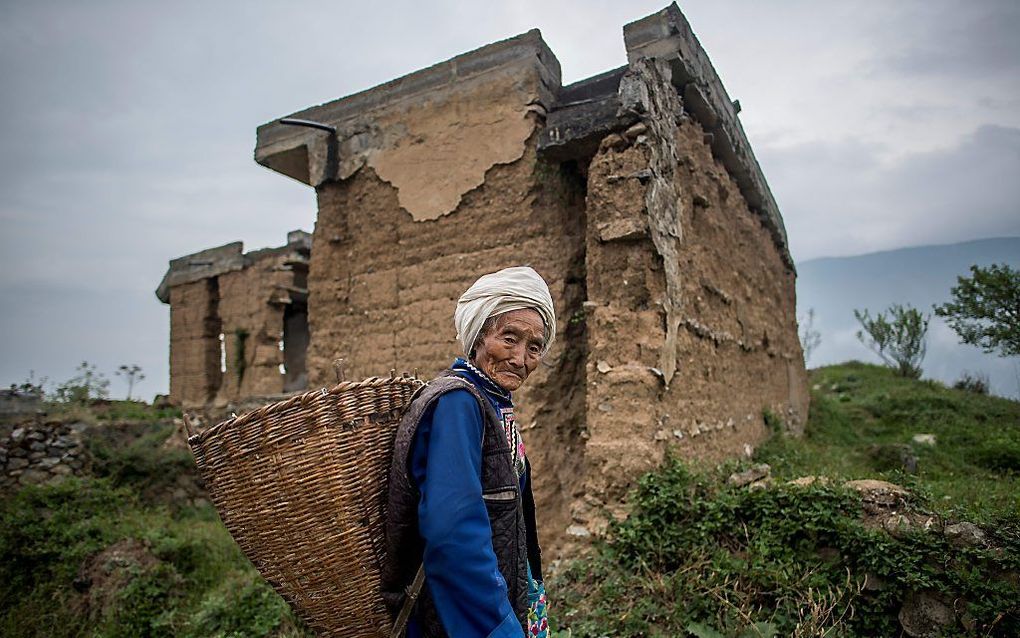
[2, 365, 1019, 637]
[797, 237, 1020, 397]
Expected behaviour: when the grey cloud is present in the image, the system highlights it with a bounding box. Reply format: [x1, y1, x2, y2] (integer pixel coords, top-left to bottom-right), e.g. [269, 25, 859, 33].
[763, 125, 1020, 261]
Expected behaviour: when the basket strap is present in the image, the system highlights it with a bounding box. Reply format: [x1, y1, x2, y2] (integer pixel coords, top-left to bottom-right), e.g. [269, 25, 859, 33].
[390, 563, 426, 638]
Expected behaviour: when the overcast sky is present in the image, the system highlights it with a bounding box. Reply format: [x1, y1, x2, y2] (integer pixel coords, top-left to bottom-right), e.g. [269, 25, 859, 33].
[1, 0, 1018, 399]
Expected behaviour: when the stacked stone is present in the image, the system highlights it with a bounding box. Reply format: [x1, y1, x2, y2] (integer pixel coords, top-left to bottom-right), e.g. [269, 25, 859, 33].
[1, 420, 88, 490]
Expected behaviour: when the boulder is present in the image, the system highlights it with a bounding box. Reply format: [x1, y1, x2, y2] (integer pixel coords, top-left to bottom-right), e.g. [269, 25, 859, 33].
[728, 464, 770, 488]
[898, 591, 955, 637]
[944, 522, 986, 548]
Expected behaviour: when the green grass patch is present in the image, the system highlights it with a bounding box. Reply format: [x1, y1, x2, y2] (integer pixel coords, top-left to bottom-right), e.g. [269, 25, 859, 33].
[0, 477, 311, 638]
[755, 362, 1020, 522]
[553, 458, 1020, 637]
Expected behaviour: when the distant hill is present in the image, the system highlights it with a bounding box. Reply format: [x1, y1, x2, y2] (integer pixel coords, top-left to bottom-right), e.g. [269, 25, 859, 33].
[796, 237, 1020, 397]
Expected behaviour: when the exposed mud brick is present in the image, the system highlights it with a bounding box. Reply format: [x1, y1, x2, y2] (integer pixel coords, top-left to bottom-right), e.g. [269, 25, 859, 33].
[168, 279, 221, 407]
[161, 4, 810, 560]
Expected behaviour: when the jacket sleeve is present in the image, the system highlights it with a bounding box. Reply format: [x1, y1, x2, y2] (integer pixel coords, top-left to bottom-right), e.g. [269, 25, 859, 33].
[410, 389, 524, 638]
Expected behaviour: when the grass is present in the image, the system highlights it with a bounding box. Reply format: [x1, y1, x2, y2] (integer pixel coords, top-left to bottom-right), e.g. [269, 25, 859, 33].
[551, 362, 1020, 637]
[4, 362, 1018, 637]
[756, 361, 1020, 522]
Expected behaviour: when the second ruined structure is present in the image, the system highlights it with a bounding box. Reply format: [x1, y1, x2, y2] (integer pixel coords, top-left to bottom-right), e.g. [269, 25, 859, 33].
[158, 4, 809, 554]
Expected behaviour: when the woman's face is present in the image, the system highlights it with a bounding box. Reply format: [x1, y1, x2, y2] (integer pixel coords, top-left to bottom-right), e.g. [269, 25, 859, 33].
[472, 309, 545, 392]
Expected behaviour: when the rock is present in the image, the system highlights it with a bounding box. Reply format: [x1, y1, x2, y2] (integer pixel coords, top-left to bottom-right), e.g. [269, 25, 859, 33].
[912, 433, 936, 446]
[566, 524, 591, 538]
[69, 421, 90, 433]
[28, 441, 46, 452]
[27, 431, 45, 441]
[728, 464, 770, 488]
[599, 133, 628, 152]
[7, 457, 29, 470]
[596, 360, 612, 374]
[11, 427, 26, 441]
[788, 475, 829, 487]
[845, 479, 908, 507]
[899, 591, 955, 637]
[863, 572, 886, 591]
[18, 469, 49, 485]
[623, 122, 647, 139]
[50, 464, 72, 475]
[38, 457, 61, 469]
[868, 443, 918, 474]
[28, 451, 45, 460]
[944, 522, 986, 548]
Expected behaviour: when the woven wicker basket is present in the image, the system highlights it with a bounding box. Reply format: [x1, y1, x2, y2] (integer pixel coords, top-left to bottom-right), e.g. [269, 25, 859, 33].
[187, 374, 425, 638]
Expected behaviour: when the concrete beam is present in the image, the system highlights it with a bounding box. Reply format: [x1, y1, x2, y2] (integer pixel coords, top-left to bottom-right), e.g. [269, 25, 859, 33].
[539, 66, 636, 161]
[155, 242, 244, 304]
[156, 230, 312, 303]
[624, 3, 793, 268]
[255, 29, 562, 188]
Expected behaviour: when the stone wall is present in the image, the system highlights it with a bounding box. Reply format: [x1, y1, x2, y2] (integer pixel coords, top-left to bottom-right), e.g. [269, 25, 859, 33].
[1, 420, 88, 490]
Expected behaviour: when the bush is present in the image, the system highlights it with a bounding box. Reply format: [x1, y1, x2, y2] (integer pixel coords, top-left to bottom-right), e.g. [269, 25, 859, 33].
[554, 457, 1020, 637]
[954, 371, 990, 395]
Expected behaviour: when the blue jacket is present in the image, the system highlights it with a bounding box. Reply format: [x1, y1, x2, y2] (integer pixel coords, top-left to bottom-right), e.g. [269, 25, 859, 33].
[406, 359, 532, 638]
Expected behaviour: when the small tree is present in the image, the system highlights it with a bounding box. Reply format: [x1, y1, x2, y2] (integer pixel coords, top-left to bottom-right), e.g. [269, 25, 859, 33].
[934, 263, 1020, 358]
[54, 361, 110, 404]
[854, 304, 930, 379]
[116, 364, 145, 400]
[799, 308, 822, 364]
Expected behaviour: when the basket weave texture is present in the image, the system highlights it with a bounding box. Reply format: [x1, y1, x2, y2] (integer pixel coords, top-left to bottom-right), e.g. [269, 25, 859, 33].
[188, 375, 425, 638]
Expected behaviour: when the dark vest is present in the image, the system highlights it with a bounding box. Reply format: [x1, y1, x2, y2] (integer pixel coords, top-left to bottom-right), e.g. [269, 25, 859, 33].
[381, 372, 538, 637]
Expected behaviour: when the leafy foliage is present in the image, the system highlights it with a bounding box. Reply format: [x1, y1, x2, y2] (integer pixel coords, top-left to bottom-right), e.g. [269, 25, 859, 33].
[555, 363, 1020, 637]
[54, 361, 111, 404]
[554, 458, 1020, 637]
[115, 364, 145, 401]
[854, 304, 930, 378]
[953, 371, 990, 395]
[935, 263, 1020, 357]
[799, 308, 822, 365]
[0, 477, 311, 638]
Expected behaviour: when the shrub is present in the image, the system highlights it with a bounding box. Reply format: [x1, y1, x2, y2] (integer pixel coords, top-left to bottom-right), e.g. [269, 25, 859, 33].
[954, 371, 990, 395]
[554, 457, 1020, 637]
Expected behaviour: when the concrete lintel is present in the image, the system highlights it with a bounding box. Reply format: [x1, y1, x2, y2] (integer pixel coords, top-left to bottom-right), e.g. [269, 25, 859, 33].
[538, 66, 635, 161]
[156, 229, 312, 303]
[155, 242, 244, 304]
[624, 3, 793, 269]
[255, 29, 562, 188]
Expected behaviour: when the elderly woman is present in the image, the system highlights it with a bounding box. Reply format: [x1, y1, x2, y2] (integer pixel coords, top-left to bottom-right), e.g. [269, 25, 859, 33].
[382, 266, 553, 638]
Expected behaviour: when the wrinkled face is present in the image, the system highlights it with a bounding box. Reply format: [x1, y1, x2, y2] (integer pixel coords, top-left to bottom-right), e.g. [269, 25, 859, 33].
[471, 308, 546, 392]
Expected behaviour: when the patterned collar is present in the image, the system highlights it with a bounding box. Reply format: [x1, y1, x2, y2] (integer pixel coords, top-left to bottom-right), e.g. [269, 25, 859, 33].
[451, 358, 513, 405]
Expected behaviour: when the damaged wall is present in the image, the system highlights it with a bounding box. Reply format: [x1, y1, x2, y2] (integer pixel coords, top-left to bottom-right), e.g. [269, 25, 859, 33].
[188, 2, 810, 557]
[576, 57, 807, 534]
[160, 233, 310, 409]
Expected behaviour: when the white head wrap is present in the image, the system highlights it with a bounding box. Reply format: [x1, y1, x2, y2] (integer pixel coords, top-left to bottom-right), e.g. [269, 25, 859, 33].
[455, 266, 556, 358]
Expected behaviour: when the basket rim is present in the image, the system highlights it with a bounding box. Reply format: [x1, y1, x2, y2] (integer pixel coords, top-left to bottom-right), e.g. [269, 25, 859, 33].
[188, 375, 425, 446]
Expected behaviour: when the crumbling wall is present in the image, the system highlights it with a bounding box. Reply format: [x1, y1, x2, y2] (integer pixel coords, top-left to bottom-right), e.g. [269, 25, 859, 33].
[308, 138, 587, 553]
[214, 256, 294, 404]
[161, 233, 310, 410]
[573, 61, 808, 535]
[168, 279, 221, 408]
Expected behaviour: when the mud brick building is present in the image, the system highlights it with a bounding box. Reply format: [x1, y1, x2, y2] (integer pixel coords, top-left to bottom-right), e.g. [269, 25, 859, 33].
[160, 4, 808, 551]
[156, 231, 311, 408]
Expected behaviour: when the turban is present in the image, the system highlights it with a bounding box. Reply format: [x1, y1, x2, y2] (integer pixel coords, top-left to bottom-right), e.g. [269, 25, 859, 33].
[455, 266, 556, 357]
